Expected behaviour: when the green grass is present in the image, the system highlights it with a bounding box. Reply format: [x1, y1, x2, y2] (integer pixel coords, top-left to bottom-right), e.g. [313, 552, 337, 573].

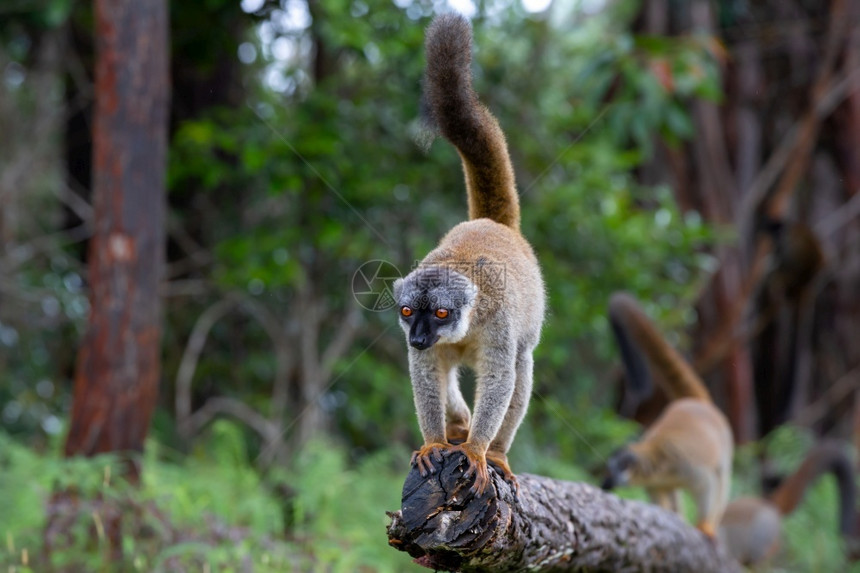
[0, 422, 856, 572]
[0, 424, 417, 572]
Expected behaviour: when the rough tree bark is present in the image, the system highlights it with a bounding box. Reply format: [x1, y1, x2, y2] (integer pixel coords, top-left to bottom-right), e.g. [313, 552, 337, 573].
[63, 0, 169, 481]
[387, 451, 739, 572]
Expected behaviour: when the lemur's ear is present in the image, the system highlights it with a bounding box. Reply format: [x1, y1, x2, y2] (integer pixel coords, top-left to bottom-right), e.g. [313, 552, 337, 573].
[393, 278, 404, 301]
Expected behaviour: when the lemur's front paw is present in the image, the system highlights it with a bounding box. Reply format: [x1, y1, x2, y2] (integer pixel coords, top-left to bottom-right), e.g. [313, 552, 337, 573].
[486, 450, 518, 492]
[410, 442, 450, 477]
[450, 442, 490, 495]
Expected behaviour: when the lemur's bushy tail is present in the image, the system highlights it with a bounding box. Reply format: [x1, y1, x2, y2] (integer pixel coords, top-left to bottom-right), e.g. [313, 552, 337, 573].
[423, 13, 520, 230]
[608, 292, 711, 403]
[768, 440, 856, 537]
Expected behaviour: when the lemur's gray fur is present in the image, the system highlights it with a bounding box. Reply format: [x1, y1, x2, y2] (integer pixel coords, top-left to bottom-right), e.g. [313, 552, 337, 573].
[393, 14, 545, 493]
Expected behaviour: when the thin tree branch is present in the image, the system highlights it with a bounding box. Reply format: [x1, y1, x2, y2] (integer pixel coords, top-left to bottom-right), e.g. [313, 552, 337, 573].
[234, 294, 294, 423]
[738, 65, 860, 235]
[166, 220, 213, 279]
[187, 396, 279, 442]
[161, 279, 211, 298]
[175, 298, 237, 441]
[57, 179, 94, 223]
[794, 365, 860, 427]
[320, 303, 362, 381]
[1, 223, 92, 268]
[814, 190, 860, 237]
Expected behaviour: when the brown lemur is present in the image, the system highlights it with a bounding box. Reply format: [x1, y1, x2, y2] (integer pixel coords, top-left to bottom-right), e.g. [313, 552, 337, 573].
[719, 440, 857, 566]
[393, 14, 544, 495]
[602, 292, 733, 539]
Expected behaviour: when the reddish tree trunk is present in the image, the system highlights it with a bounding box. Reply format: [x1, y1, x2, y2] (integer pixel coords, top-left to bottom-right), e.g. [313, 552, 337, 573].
[64, 0, 169, 482]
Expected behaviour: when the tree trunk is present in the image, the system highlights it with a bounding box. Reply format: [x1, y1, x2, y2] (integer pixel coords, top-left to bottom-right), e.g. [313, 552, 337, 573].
[387, 450, 740, 572]
[64, 0, 169, 481]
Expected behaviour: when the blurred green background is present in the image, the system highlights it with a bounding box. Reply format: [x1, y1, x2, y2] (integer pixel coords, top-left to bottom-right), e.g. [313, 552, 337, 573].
[1, 0, 857, 570]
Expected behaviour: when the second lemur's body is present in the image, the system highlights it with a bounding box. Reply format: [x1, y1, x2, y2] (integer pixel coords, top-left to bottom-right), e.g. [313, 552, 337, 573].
[394, 14, 544, 494]
[603, 292, 733, 538]
[719, 440, 857, 565]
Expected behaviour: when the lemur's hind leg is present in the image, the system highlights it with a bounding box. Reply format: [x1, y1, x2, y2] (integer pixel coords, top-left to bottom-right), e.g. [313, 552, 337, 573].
[445, 368, 471, 444]
[691, 470, 722, 540]
[647, 488, 681, 514]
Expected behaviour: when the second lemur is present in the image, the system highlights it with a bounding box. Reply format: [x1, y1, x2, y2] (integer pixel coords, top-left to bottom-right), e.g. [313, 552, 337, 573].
[393, 14, 545, 495]
[602, 292, 733, 539]
[719, 440, 856, 565]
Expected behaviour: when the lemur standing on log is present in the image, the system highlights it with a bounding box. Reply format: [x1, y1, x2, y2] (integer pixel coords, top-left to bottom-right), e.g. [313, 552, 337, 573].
[719, 440, 857, 566]
[394, 14, 545, 495]
[602, 292, 733, 539]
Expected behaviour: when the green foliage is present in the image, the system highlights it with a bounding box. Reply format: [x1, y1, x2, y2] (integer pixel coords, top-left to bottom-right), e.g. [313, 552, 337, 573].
[164, 0, 722, 466]
[4, 427, 857, 572]
[275, 441, 416, 572]
[0, 428, 418, 572]
[0, 0, 73, 43]
[7, 0, 851, 571]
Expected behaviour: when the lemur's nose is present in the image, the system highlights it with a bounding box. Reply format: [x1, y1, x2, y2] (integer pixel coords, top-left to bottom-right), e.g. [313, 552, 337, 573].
[409, 335, 429, 350]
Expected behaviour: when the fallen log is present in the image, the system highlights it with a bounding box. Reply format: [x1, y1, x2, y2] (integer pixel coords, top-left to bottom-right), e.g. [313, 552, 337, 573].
[387, 450, 740, 572]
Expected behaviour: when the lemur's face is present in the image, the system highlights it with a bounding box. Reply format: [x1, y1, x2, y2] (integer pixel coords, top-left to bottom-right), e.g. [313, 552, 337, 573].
[393, 266, 477, 350]
[601, 447, 638, 490]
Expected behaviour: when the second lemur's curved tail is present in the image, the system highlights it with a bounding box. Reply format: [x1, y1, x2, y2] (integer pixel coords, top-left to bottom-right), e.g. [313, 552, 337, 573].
[423, 14, 520, 230]
[768, 440, 856, 536]
[608, 292, 711, 403]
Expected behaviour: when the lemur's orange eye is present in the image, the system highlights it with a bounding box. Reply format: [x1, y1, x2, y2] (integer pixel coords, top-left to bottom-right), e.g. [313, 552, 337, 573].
[435, 308, 449, 319]
[400, 306, 413, 317]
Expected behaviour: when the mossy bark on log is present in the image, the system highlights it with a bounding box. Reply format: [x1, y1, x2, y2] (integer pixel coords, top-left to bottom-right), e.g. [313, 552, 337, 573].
[387, 450, 740, 572]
